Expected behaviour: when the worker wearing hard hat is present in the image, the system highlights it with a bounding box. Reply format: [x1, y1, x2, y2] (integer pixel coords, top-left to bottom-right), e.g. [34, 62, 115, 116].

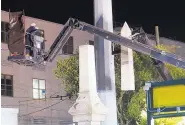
[25, 23, 37, 56]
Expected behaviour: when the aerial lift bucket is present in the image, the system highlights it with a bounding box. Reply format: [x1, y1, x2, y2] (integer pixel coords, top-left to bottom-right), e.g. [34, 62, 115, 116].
[7, 10, 46, 66]
[8, 55, 35, 66]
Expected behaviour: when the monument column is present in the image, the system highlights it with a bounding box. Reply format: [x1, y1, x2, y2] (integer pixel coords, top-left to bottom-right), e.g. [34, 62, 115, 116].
[120, 22, 135, 91]
[94, 0, 118, 125]
[68, 45, 107, 125]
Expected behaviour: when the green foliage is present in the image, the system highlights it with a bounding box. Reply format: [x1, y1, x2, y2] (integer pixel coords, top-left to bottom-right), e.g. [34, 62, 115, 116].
[155, 117, 183, 125]
[115, 43, 161, 125]
[140, 117, 183, 125]
[117, 52, 161, 124]
[127, 89, 145, 120]
[156, 44, 180, 54]
[156, 44, 185, 79]
[166, 63, 185, 79]
[138, 44, 185, 125]
[140, 117, 147, 125]
[54, 55, 79, 98]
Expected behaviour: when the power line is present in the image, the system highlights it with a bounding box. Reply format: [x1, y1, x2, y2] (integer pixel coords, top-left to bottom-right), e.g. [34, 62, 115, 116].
[18, 93, 68, 103]
[23, 105, 67, 112]
[19, 99, 67, 117]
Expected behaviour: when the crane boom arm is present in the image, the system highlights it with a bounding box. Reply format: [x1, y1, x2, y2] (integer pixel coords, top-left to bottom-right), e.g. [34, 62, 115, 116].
[45, 18, 185, 69]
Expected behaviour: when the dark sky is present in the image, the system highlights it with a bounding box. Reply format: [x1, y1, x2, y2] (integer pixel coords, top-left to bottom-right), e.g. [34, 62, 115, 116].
[2, 0, 185, 41]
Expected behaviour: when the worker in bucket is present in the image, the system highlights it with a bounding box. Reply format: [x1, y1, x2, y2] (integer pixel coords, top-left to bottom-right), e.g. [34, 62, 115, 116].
[25, 23, 37, 56]
[32, 26, 45, 55]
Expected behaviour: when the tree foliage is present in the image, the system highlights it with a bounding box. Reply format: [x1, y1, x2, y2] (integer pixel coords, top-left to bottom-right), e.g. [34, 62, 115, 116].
[155, 117, 183, 125]
[115, 44, 161, 124]
[140, 44, 185, 125]
[140, 117, 183, 125]
[154, 44, 185, 125]
[156, 44, 185, 79]
[54, 55, 79, 98]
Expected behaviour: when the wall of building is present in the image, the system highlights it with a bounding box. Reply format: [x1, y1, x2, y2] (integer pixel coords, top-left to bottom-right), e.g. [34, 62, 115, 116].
[1, 10, 94, 124]
[1, 108, 19, 125]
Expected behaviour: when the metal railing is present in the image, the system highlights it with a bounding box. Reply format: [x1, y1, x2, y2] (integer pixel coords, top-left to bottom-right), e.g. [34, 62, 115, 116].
[18, 116, 77, 125]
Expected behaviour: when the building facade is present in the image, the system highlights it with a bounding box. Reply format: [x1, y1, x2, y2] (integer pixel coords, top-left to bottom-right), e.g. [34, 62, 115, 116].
[1, 10, 94, 125]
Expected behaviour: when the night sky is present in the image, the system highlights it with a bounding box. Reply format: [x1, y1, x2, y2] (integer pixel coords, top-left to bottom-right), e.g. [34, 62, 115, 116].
[2, 0, 185, 41]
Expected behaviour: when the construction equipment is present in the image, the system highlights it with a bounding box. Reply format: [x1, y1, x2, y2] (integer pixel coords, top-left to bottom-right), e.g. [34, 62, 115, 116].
[131, 27, 173, 80]
[8, 28, 46, 66]
[7, 10, 47, 66]
[8, 18, 185, 69]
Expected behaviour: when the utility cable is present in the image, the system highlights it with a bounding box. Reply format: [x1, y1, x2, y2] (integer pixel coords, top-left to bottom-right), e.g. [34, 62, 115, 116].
[19, 99, 67, 117]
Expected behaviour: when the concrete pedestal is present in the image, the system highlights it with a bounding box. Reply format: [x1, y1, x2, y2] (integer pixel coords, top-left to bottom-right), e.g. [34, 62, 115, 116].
[68, 45, 107, 125]
[1, 108, 19, 125]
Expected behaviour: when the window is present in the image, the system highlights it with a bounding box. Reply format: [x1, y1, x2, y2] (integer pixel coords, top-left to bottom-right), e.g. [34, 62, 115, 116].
[89, 40, 94, 45]
[112, 43, 121, 55]
[33, 79, 46, 99]
[1, 74, 13, 97]
[63, 36, 73, 54]
[1, 21, 9, 43]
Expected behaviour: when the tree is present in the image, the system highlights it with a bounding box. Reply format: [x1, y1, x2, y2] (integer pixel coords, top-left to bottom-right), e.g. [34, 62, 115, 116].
[115, 43, 161, 125]
[54, 54, 79, 98]
[140, 44, 185, 125]
[156, 44, 185, 79]
[154, 44, 185, 125]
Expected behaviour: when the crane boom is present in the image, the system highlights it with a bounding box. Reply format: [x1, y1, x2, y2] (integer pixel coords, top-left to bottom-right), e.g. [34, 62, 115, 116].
[44, 18, 185, 69]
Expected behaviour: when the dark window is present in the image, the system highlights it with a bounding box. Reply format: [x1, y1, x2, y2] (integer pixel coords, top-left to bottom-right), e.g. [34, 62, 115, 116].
[1, 21, 9, 43]
[63, 36, 73, 54]
[1, 74, 13, 97]
[112, 43, 121, 55]
[89, 40, 94, 45]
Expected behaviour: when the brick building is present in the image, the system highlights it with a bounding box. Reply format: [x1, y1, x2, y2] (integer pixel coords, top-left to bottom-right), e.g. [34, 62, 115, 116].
[1, 10, 94, 125]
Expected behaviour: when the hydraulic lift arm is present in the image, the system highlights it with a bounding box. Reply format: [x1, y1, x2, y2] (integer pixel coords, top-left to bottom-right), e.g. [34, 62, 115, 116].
[44, 18, 185, 69]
